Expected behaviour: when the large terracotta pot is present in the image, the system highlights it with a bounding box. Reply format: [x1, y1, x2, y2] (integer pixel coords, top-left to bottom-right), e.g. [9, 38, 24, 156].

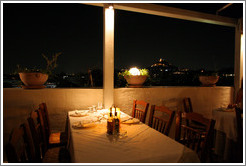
[19, 72, 48, 89]
[199, 76, 219, 87]
[124, 75, 147, 88]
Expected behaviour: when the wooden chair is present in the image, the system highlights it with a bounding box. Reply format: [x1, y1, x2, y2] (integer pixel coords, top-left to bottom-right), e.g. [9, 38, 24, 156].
[39, 103, 67, 147]
[183, 97, 206, 130]
[6, 121, 39, 163]
[175, 111, 215, 162]
[235, 106, 243, 162]
[6, 125, 32, 163]
[30, 109, 48, 155]
[29, 110, 70, 163]
[132, 100, 149, 123]
[148, 105, 175, 136]
[183, 97, 193, 113]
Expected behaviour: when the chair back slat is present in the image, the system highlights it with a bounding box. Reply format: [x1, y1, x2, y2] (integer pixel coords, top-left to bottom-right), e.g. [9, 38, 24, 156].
[39, 103, 51, 138]
[153, 116, 168, 133]
[132, 100, 149, 123]
[149, 105, 175, 136]
[181, 126, 203, 152]
[22, 122, 37, 162]
[183, 97, 193, 113]
[27, 117, 43, 161]
[29, 109, 48, 156]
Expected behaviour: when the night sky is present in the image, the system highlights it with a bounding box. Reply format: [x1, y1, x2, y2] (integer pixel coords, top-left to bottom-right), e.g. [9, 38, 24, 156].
[3, 3, 236, 74]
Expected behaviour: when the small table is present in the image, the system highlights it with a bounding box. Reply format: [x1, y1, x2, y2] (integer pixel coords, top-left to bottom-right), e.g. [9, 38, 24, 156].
[67, 109, 200, 163]
[212, 108, 238, 162]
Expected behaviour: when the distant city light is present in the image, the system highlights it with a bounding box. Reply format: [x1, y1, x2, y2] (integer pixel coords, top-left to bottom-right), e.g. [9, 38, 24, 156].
[129, 67, 140, 76]
[223, 74, 234, 77]
[173, 71, 184, 74]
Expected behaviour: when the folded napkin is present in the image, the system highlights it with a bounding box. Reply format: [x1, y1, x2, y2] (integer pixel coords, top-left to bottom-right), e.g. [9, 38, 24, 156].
[70, 111, 88, 117]
[72, 121, 96, 129]
[121, 118, 140, 124]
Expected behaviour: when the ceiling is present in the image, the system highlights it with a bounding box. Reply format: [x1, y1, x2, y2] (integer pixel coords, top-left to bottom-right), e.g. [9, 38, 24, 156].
[154, 3, 243, 19]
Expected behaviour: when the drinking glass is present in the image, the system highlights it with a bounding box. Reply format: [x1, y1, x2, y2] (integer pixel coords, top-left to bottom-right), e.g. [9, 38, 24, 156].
[98, 102, 103, 110]
[88, 107, 93, 112]
[92, 105, 97, 112]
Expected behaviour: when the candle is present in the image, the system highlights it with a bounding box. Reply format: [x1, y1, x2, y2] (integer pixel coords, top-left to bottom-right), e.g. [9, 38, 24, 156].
[116, 108, 121, 119]
[112, 107, 115, 117]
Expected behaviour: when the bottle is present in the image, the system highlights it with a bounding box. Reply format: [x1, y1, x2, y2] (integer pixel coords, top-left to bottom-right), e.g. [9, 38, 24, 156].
[107, 107, 114, 135]
[114, 108, 120, 134]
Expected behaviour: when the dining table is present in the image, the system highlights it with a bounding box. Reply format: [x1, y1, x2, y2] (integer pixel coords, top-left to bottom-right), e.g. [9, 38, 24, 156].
[67, 109, 200, 163]
[212, 107, 240, 162]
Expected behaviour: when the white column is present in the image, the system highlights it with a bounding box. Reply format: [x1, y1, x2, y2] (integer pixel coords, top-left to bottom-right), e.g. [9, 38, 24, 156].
[234, 19, 243, 100]
[103, 5, 114, 109]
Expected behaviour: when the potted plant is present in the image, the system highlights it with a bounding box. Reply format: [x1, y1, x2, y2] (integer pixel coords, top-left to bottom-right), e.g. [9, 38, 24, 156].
[199, 71, 219, 87]
[17, 52, 61, 89]
[119, 67, 149, 88]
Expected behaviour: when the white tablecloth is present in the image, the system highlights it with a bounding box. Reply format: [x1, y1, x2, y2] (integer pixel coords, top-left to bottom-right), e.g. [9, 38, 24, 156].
[212, 108, 238, 162]
[68, 109, 200, 163]
[212, 108, 237, 141]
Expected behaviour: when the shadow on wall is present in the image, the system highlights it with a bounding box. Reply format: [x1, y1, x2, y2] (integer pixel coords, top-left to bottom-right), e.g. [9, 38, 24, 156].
[162, 98, 183, 113]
